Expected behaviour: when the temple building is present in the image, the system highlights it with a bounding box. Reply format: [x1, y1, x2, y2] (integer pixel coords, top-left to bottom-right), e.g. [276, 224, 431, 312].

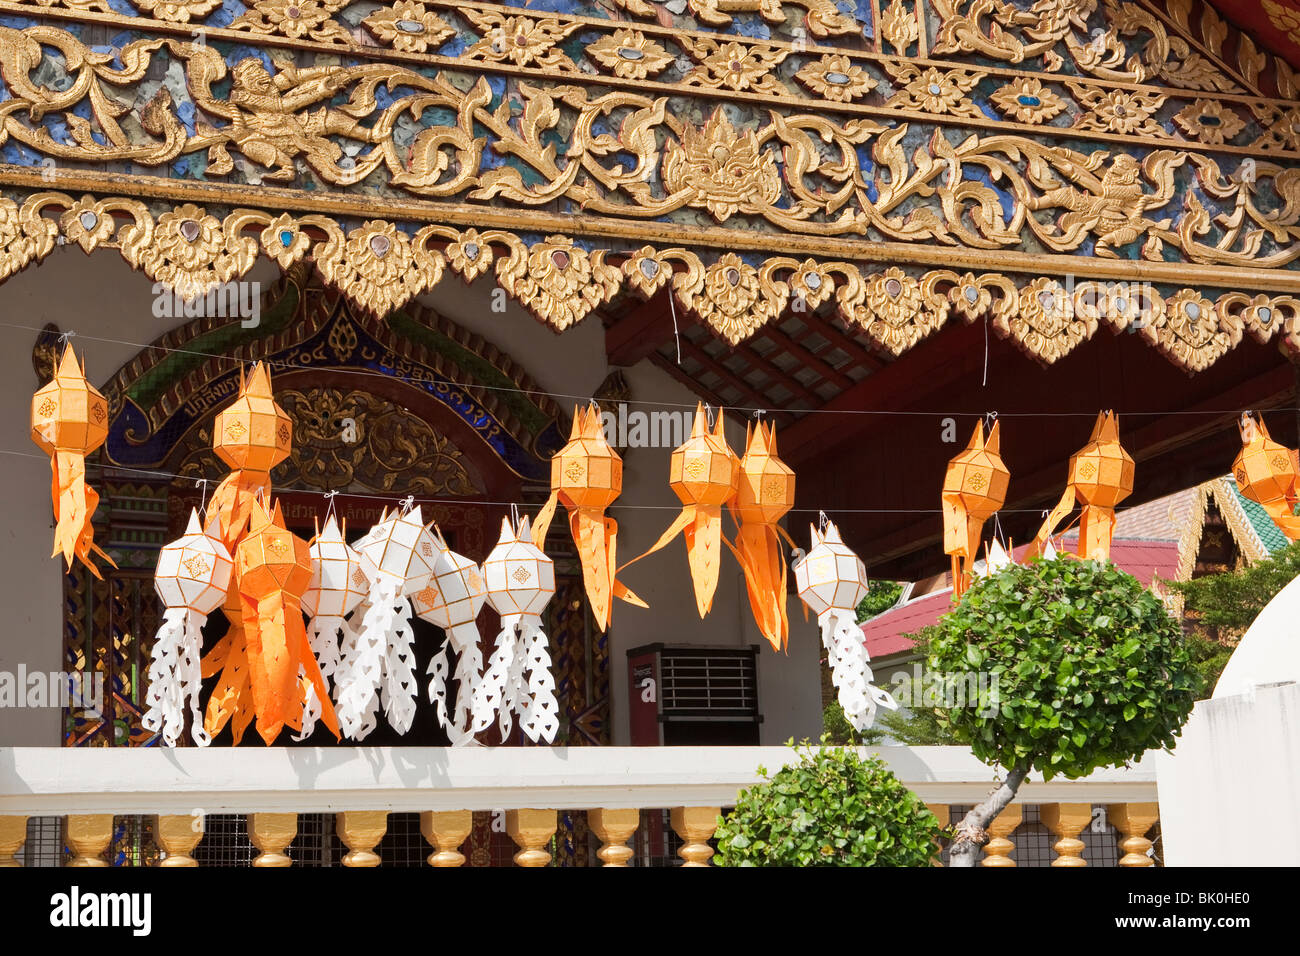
[1, 0, 1299, 866]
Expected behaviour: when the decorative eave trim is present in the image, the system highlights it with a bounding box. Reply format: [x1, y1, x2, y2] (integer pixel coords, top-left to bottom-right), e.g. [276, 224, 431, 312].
[6, 188, 1299, 372]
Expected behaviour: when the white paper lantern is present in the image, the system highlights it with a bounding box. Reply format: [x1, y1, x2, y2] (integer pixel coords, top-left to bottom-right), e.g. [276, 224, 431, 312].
[412, 527, 489, 746]
[481, 514, 558, 743]
[793, 519, 897, 732]
[335, 505, 439, 739]
[294, 515, 369, 741]
[143, 509, 234, 747]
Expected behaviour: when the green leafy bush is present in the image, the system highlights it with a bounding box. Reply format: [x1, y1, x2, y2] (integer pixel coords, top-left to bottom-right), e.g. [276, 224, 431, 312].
[929, 558, 1197, 780]
[713, 738, 940, 867]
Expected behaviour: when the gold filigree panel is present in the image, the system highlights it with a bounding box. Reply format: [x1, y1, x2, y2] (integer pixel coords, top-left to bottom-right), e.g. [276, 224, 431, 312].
[8, 189, 1300, 374]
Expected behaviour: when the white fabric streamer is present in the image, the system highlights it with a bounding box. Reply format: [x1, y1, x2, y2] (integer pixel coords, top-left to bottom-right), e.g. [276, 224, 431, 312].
[142, 607, 211, 747]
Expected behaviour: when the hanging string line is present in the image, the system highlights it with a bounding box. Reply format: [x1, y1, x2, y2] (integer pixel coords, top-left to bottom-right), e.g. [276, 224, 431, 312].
[7, 321, 1290, 420]
[0, 447, 1059, 515]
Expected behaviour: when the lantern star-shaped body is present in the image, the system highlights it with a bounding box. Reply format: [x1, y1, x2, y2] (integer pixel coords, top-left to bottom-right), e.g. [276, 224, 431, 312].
[200, 363, 295, 744]
[483, 514, 559, 743]
[143, 509, 233, 747]
[727, 421, 796, 651]
[297, 515, 369, 740]
[942, 420, 1009, 599]
[532, 405, 645, 632]
[794, 520, 897, 732]
[1232, 413, 1300, 541]
[623, 404, 740, 617]
[334, 506, 438, 740]
[31, 345, 116, 577]
[1030, 411, 1134, 561]
[413, 529, 489, 746]
[234, 498, 339, 745]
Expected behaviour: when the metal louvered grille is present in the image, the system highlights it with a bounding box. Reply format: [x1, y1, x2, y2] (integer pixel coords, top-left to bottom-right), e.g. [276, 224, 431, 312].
[659, 649, 758, 720]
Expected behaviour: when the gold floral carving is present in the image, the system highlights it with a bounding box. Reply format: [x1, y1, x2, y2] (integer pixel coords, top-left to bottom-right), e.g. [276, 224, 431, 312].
[881, 0, 920, 53]
[461, 11, 581, 72]
[794, 54, 877, 103]
[494, 235, 621, 331]
[885, 64, 986, 118]
[312, 219, 445, 317]
[680, 0, 858, 37]
[133, 0, 221, 22]
[683, 39, 788, 95]
[587, 29, 674, 81]
[229, 0, 352, 45]
[1140, 289, 1242, 372]
[995, 277, 1096, 365]
[362, 2, 455, 54]
[674, 253, 787, 346]
[0, 193, 58, 282]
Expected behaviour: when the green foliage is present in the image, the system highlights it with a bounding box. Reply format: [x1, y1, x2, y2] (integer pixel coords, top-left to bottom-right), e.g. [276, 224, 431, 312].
[1181, 632, 1235, 698]
[714, 737, 940, 867]
[821, 700, 884, 745]
[1169, 541, 1300, 638]
[928, 558, 1197, 781]
[856, 580, 904, 622]
[873, 625, 963, 746]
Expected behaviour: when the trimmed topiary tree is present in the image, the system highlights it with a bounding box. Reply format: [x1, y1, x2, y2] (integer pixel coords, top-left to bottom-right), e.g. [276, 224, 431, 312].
[713, 737, 941, 866]
[929, 557, 1197, 866]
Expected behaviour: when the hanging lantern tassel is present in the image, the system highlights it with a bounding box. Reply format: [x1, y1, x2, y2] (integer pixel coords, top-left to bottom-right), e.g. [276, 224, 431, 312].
[30, 345, 117, 578]
[413, 529, 489, 746]
[234, 498, 338, 745]
[199, 362, 293, 744]
[297, 515, 370, 741]
[1028, 410, 1133, 562]
[794, 520, 897, 732]
[143, 509, 233, 747]
[726, 421, 796, 651]
[483, 515, 558, 743]
[532, 405, 645, 632]
[335, 506, 437, 740]
[1232, 412, 1300, 541]
[942, 420, 1009, 599]
[621, 404, 739, 617]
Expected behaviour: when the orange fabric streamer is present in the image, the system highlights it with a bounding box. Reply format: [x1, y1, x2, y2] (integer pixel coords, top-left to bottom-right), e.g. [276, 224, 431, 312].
[1232, 412, 1300, 540]
[1028, 411, 1134, 561]
[621, 404, 739, 617]
[942, 420, 1009, 599]
[726, 421, 796, 652]
[532, 405, 645, 631]
[236, 498, 339, 745]
[30, 346, 117, 578]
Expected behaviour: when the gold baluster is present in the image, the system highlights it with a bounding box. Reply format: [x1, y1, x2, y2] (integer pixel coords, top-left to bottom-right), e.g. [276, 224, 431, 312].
[981, 803, 1023, 868]
[155, 814, 202, 867]
[0, 816, 28, 867]
[248, 813, 296, 867]
[67, 815, 113, 867]
[420, 810, 472, 867]
[924, 803, 948, 867]
[337, 811, 387, 867]
[670, 807, 719, 867]
[1108, 803, 1159, 868]
[506, 809, 556, 867]
[589, 808, 639, 867]
[1040, 803, 1090, 867]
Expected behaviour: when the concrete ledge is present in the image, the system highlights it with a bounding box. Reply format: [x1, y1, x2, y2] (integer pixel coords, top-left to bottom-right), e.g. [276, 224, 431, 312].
[0, 745, 1157, 815]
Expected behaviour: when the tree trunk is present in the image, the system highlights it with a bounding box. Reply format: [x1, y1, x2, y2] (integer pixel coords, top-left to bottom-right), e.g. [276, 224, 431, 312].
[946, 765, 1029, 868]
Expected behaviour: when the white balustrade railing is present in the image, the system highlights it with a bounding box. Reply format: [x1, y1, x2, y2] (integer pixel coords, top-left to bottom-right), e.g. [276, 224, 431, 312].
[0, 746, 1160, 867]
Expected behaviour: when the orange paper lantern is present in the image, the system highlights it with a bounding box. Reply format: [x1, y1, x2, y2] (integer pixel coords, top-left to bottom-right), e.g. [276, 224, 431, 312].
[621, 404, 739, 616]
[1029, 411, 1134, 561]
[532, 405, 645, 631]
[942, 420, 1009, 598]
[726, 420, 796, 651]
[30, 345, 116, 578]
[1232, 412, 1300, 541]
[234, 498, 339, 745]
